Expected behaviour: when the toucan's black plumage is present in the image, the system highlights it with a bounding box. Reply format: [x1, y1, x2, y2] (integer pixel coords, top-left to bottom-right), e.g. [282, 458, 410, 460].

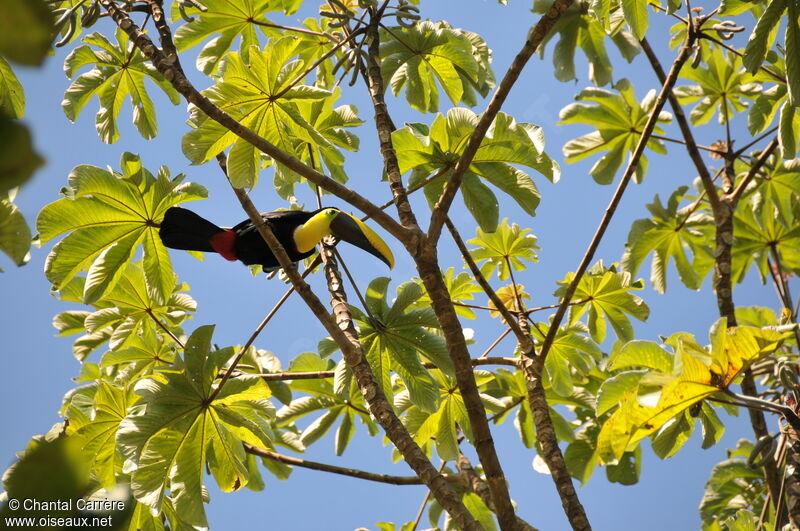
[159, 206, 394, 270]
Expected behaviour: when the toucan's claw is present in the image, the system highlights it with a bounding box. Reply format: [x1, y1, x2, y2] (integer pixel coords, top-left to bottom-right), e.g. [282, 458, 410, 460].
[330, 212, 395, 269]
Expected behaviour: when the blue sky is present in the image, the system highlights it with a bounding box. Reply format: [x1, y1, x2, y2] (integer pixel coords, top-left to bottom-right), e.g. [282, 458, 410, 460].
[2, 1, 795, 529]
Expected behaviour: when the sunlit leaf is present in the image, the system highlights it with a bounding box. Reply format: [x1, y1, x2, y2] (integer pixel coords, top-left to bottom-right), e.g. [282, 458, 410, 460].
[558, 261, 649, 343]
[467, 219, 539, 281]
[560, 79, 671, 184]
[380, 21, 494, 113]
[117, 326, 274, 526]
[62, 29, 181, 143]
[597, 319, 791, 464]
[621, 186, 715, 293]
[37, 153, 206, 302]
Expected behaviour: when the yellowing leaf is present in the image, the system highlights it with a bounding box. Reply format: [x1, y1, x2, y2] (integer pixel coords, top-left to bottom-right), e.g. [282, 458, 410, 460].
[597, 320, 792, 464]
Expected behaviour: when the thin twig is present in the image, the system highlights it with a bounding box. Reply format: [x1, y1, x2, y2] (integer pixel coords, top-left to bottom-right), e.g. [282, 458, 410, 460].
[480, 328, 513, 358]
[410, 461, 448, 531]
[244, 445, 463, 486]
[538, 37, 697, 366]
[730, 138, 780, 202]
[427, 0, 575, 245]
[734, 126, 779, 158]
[445, 216, 532, 351]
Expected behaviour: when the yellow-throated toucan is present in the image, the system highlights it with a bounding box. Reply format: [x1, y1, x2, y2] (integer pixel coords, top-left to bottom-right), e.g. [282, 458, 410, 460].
[159, 206, 394, 270]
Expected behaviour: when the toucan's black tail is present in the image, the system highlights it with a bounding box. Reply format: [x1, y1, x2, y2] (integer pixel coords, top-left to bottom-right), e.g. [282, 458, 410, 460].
[160, 207, 224, 253]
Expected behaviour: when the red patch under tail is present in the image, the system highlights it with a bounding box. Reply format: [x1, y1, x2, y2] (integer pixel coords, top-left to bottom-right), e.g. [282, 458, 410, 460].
[209, 230, 238, 261]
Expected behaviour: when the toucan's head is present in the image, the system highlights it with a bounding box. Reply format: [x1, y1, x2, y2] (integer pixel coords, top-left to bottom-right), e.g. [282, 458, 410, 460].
[294, 207, 394, 268]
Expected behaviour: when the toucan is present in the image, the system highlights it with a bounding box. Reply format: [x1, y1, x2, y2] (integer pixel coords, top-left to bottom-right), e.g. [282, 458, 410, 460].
[159, 206, 394, 271]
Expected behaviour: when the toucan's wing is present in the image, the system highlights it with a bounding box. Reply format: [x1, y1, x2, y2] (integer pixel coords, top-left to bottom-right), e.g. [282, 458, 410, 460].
[330, 212, 394, 269]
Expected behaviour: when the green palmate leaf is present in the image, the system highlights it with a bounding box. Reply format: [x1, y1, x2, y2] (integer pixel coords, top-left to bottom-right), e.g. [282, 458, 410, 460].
[0, 437, 91, 524]
[733, 196, 800, 283]
[183, 38, 346, 190]
[786, 0, 800, 106]
[274, 89, 363, 200]
[66, 381, 138, 488]
[403, 371, 472, 461]
[350, 278, 449, 412]
[597, 319, 791, 464]
[0, 197, 31, 269]
[536, 0, 640, 86]
[409, 267, 482, 319]
[62, 29, 181, 143]
[746, 51, 800, 158]
[171, 0, 300, 75]
[650, 410, 694, 459]
[85, 261, 195, 355]
[700, 440, 766, 527]
[779, 100, 800, 158]
[532, 322, 602, 397]
[0, 0, 52, 65]
[488, 284, 531, 318]
[52, 263, 194, 362]
[674, 48, 761, 126]
[0, 57, 24, 119]
[117, 326, 275, 526]
[462, 492, 498, 531]
[394, 107, 558, 231]
[380, 21, 494, 113]
[100, 328, 177, 382]
[467, 219, 539, 281]
[621, 186, 715, 293]
[735, 153, 800, 216]
[557, 261, 649, 343]
[276, 352, 374, 454]
[620, 0, 648, 40]
[37, 153, 206, 303]
[560, 78, 672, 184]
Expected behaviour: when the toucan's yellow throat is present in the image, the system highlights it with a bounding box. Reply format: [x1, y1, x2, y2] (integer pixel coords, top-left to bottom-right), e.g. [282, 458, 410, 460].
[293, 208, 339, 253]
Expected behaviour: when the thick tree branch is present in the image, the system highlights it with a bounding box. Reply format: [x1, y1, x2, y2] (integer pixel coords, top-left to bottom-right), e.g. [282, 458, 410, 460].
[427, 0, 574, 244]
[362, 11, 420, 232]
[456, 454, 539, 531]
[99, 0, 409, 244]
[414, 251, 519, 529]
[643, 32, 787, 518]
[358, 7, 537, 529]
[244, 445, 463, 486]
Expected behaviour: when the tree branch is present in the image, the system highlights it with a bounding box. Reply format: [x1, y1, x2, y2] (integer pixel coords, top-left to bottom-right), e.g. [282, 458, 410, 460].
[445, 216, 533, 352]
[537, 36, 696, 368]
[640, 36, 722, 214]
[244, 445, 464, 486]
[314, 240, 480, 530]
[361, 10, 420, 233]
[730, 138, 780, 203]
[643, 32, 787, 518]
[456, 454, 539, 531]
[427, 0, 574, 245]
[98, 0, 409, 244]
